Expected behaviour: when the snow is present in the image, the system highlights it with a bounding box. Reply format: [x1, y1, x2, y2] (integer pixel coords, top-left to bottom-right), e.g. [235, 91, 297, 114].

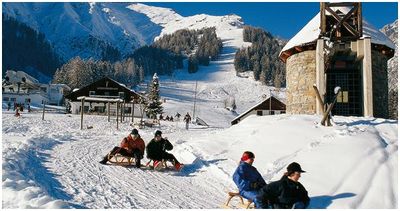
[2, 3, 397, 209]
[2, 111, 397, 208]
[280, 7, 395, 56]
[2, 24, 397, 207]
[334, 86, 341, 94]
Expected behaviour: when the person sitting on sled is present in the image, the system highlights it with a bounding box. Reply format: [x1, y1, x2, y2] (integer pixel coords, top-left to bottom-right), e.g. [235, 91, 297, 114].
[99, 129, 145, 168]
[146, 130, 183, 171]
[257, 162, 310, 209]
[233, 151, 267, 209]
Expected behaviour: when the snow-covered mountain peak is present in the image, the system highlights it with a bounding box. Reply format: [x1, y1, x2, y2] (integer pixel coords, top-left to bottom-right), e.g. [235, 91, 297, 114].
[127, 3, 183, 25]
[127, 3, 246, 48]
[2, 2, 163, 60]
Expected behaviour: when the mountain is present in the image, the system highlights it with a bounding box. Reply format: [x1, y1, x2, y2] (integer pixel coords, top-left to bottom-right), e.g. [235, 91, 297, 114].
[380, 19, 398, 119]
[2, 15, 62, 82]
[2, 2, 162, 61]
[128, 3, 247, 48]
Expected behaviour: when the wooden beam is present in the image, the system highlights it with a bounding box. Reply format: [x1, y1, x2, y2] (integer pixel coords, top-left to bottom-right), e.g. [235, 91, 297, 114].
[325, 7, 359, 37]
[295, 46, 303, 52]
[321, 87, 341, 125]
[42, 101, 45, 120]
[313, 84, 325, 113]
[80, 98, 84, 130]
[320, 2, 326, 34]
[107, 102, 110, 122]
[131, 101, 135, 123]
[357, 2, 362, 37]
[326, 2, 357, 7]
[116, 102, 119, 130]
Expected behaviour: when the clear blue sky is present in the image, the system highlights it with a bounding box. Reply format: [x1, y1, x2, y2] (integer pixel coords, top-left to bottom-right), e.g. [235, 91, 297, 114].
[144, 2, 398, 40]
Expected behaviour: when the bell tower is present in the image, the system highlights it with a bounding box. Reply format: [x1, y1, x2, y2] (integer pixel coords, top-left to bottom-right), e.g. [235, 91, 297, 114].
[320, 2, 362, 41]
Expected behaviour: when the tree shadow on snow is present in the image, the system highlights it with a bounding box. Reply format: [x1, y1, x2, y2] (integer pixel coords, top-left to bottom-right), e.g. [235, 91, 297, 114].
[309, 192, 356, 208]
[175, 158, 228, 177]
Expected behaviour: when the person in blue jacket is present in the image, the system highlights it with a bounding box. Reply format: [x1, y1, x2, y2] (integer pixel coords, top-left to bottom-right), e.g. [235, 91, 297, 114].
[232, 151, 267, 208]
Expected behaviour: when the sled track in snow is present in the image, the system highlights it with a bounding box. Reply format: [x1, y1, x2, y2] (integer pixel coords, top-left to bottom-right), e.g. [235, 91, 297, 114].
[46, 134, 229, 208]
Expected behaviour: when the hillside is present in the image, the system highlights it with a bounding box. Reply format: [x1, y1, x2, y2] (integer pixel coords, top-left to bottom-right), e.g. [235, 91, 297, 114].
[2, 2, 161, 60]
[128, 3, 283, 127]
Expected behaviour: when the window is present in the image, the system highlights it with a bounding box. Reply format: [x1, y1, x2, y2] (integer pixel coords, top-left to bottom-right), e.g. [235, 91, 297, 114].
[257, 110, 263, 116]
[25, 98, 31, 103]
[10, 98, 16, 102]
[270, 111, 275, 115]
[104, 91, 110, 96]
[89, 91, 96, 96]
[119, 92, 125, 99]
[3, 97, 9, 101]
[336, 91, 348, 103]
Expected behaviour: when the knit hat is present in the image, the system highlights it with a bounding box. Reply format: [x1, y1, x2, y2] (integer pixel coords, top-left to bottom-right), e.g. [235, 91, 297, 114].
[131, 129, 139, 135]
[154, 130, 162, 137]
[241, 151, 255, 161]
[287, 162, 306, 173]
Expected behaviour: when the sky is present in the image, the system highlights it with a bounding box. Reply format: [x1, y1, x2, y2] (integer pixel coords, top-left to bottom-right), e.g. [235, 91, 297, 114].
[144, 2, 398, 40]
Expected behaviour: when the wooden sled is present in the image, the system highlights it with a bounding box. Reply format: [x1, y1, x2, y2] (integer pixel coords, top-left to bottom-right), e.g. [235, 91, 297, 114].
[145, 159, 184, 171]
[146, 159, 169, 171]
[107, 153, 137, 166]
[221, 192, 254, 209]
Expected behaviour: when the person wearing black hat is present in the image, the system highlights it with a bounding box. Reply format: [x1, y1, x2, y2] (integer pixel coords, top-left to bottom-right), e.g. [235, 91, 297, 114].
[99, 129, 145, 168]
[146, 130, 183, 171]
[257, 162, 310, 209]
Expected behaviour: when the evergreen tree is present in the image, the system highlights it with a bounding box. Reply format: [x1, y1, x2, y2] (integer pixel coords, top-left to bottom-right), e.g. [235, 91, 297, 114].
[145, 73, 163, 119]
[234, 26, 286, 87]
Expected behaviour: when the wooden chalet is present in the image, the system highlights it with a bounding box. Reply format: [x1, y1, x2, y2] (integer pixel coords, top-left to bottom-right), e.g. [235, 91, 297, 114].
[231, 96, 286, 125]
[65, 77, 144, 115]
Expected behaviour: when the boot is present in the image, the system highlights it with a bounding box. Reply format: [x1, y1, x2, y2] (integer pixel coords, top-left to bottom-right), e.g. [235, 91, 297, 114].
[174, 162, 183, 171]
[99, 156, 108, 164]
[135, 158, 141, 168]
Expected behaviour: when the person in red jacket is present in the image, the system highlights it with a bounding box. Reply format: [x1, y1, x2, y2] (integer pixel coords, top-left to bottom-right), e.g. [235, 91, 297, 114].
[99, 129, 145, 168]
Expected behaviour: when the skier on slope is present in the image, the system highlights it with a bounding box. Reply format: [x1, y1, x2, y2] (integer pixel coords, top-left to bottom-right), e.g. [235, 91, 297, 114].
[99, 129, 145, 168]
[257, 162, 310, 209]
[146, 130, 183, 171]
[183, 112, 191, 130]
[232, 151, 267, 209]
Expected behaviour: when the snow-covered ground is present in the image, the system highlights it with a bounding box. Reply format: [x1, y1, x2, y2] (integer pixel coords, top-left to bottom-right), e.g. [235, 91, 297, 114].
[2, 3, 398, 209]
[2, 110, 397, 208]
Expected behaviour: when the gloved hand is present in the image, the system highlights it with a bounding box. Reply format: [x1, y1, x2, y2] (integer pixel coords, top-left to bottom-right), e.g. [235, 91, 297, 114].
[250, 182, 258, 189]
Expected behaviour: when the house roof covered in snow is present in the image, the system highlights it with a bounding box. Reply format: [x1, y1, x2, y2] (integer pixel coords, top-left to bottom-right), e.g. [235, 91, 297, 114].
[65, 77, 142, 102]
[231, 96, 286, 125]
[279, 7, 396, 62]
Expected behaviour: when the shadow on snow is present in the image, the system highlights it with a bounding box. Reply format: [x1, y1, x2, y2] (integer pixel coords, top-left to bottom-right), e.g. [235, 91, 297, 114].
[309, 192, 356, 208]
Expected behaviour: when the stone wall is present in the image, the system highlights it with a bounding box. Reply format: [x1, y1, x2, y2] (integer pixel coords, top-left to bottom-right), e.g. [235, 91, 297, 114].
[371, 50, 389, 118]
[285, 50, 316, 114]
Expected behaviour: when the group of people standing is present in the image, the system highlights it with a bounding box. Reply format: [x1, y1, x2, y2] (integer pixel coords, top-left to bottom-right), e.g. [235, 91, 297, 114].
[99, 129, 183, 171]
[233, 151, 310, 209]
[159, 112, 192, 130]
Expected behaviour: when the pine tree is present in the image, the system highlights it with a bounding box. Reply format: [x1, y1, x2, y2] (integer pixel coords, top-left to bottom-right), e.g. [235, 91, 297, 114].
[145, 73, 163, 119]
